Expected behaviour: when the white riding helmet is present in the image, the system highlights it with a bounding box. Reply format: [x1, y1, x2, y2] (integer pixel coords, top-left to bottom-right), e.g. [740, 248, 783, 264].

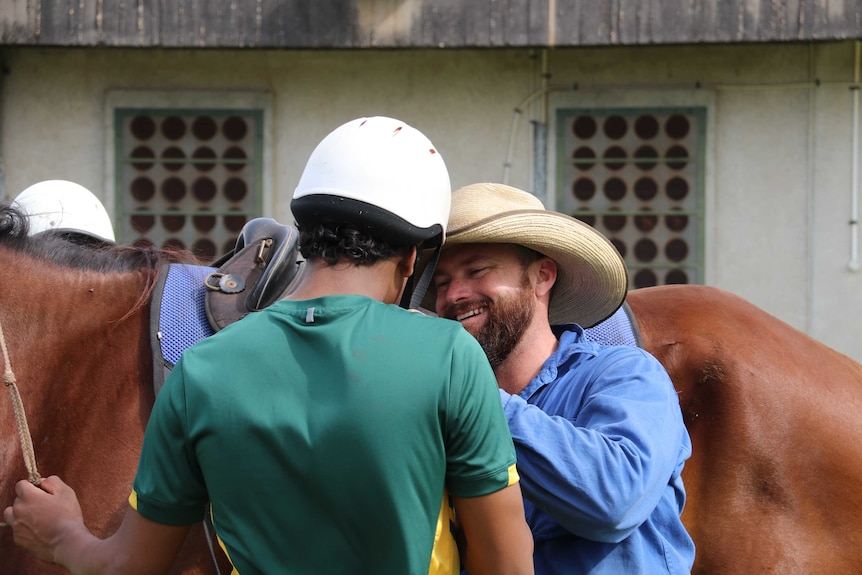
[11, 180, 116, 244]
[291, 116, 451, 249]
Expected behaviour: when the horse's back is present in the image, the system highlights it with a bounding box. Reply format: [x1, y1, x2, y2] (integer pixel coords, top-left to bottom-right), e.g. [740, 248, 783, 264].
[627, 284, 862, 574]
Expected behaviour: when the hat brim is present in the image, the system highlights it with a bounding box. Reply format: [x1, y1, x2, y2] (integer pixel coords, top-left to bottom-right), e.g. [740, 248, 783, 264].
[420, 209, 627, 327]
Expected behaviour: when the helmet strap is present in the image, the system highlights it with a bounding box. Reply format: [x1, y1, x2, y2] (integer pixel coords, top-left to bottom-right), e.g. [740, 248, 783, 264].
[400, 245, 441, 311]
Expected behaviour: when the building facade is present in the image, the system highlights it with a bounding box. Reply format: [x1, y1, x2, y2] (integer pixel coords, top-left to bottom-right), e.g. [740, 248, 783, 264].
[2, 1, 862, 360]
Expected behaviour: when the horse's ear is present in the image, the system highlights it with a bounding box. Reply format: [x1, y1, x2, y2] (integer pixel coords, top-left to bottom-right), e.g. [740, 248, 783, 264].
[204, 218, 303, 331]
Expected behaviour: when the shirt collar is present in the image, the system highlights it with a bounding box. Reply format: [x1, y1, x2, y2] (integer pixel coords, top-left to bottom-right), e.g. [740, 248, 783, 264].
[518, 323, 599, 399]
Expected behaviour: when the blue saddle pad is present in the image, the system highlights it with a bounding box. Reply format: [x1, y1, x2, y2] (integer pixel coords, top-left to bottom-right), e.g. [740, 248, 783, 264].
[581, 302, 641, 347]
[158, 264, 217, 366]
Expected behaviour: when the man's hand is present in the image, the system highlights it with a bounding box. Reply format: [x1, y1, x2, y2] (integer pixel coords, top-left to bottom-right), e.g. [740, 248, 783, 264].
[4, 475, 192, 575]
[2, 475, 85, 564]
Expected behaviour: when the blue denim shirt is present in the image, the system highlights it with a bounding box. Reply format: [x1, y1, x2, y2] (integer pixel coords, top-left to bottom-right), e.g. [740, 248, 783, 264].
[501, 324, 695, 574]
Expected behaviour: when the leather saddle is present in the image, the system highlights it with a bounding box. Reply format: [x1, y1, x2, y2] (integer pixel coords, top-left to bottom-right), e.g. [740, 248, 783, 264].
[149, 218, 305, 397]
[204, 218, 305, 332]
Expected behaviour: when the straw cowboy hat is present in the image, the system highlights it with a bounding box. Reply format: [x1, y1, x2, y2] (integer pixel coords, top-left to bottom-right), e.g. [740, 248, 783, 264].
[421, 182, 628, 327]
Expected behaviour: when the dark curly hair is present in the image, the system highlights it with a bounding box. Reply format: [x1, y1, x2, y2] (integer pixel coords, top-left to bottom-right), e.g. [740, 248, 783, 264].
[298, 221, 413, 266]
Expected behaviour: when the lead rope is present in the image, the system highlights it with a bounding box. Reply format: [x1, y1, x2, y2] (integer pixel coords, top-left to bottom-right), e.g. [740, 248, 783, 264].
[0, 318, 41, 528]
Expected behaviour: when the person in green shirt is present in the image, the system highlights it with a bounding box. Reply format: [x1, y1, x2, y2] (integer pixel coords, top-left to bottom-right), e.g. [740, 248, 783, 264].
[3, 116, 533, 575]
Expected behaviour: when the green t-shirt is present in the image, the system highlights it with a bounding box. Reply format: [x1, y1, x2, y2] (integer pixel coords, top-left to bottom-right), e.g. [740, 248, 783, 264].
[132, 295, 517, 575]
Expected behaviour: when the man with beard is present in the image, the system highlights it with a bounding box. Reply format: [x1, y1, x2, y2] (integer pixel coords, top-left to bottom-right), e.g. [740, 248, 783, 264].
[423, 183, 695, 574]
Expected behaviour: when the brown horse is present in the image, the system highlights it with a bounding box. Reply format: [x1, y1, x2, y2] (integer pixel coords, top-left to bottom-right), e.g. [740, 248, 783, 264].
[0, 208, 231, 574]
[627, 285, 862, 574]
[2, 201, 862, 573]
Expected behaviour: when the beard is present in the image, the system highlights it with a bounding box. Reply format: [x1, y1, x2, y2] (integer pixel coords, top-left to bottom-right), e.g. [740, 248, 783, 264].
[449, 285, 535, 369]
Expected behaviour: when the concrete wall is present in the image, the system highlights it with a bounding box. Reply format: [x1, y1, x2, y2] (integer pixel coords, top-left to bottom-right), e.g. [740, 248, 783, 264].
[2, 41, 861, 361]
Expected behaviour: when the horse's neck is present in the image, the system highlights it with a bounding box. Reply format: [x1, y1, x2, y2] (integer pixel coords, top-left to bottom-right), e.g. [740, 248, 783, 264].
[0, 250, 200, 571]
[0, 252, 156, 457]
[2, 259, 150, 359]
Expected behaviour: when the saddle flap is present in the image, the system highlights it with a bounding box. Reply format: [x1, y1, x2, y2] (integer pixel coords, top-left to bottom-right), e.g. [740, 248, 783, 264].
[204, 218, 302, 332]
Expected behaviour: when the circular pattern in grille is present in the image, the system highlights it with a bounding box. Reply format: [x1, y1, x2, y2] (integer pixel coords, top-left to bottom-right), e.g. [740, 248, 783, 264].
[564, 111, 700, 288]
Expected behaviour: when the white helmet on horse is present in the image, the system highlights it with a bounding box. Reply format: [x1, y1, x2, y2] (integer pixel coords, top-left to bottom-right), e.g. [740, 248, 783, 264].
[12, 179, 116, 245]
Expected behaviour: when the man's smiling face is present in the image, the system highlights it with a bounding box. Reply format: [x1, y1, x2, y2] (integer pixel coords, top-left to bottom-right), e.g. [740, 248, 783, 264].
[433, 243, 536, 368]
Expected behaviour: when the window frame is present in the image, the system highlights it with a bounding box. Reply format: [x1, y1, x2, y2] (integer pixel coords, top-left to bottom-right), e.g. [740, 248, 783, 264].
[104, 90, 273, 251]
[547, 88, 716, 287]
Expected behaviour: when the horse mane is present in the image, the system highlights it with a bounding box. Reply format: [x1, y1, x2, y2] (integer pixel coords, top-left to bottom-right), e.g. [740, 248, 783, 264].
[0, 204, 204, 319]
[0, 204, 202, 272]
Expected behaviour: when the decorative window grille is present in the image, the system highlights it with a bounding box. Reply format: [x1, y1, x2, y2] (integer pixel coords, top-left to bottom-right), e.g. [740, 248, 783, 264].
[556, 107, 705, 288]
[114, 109, 263, 261]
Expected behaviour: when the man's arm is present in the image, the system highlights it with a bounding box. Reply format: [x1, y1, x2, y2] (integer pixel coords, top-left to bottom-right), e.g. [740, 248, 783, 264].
[3, 476, 191, 575]
[453, 483, 534, 575]
[501, 346, 687, 542]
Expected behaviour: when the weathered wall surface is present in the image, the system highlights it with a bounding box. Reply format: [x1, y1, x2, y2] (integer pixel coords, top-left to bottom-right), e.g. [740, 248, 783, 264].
[1, 40, 860, 361]
[3, 0, 861, 47]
